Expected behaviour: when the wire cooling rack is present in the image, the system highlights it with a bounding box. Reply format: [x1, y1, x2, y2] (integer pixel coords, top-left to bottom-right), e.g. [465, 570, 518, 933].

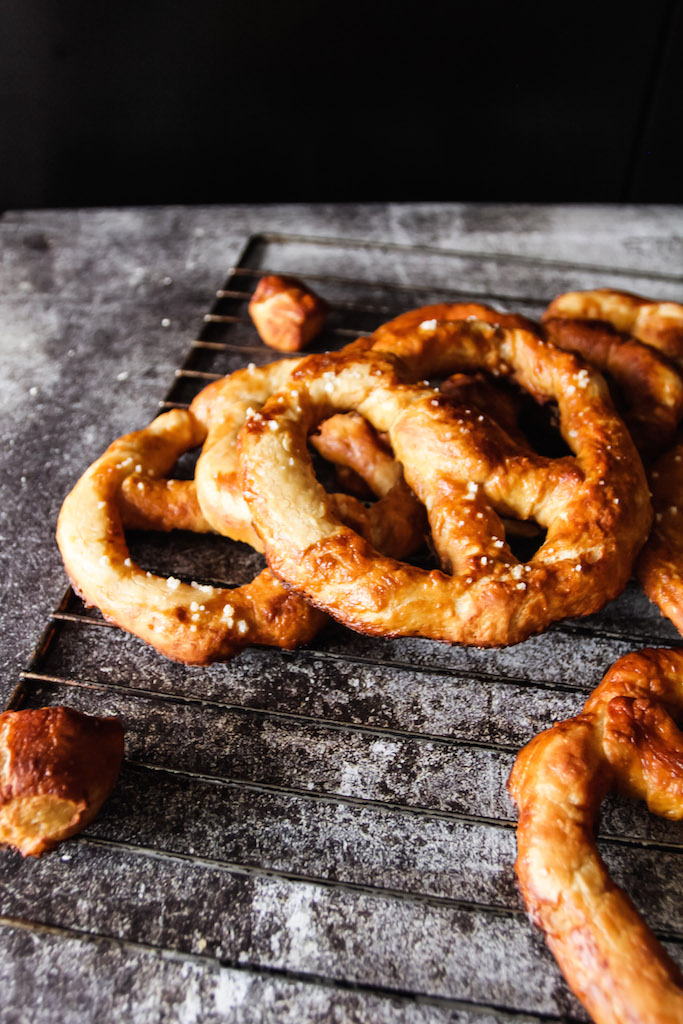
[4, 233, 683, 1022]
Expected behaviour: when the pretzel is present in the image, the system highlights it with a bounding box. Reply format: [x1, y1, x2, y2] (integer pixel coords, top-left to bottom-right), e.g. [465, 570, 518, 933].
[241, 322, 652, 647]
[56, 408, 327, 664]
[508, 648, 683, 1024]
[542, 315, 683, 459]
[543, 288, 683, 369]
[248, 274, 329, 351]
[0, 707, 124, 857]
[636, 436, 683, 635]
[57, 369, 425, 663]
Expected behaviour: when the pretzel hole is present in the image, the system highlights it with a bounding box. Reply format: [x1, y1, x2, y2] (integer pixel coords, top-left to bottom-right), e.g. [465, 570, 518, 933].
[516, 399, 572, 459]
[125, 529, 266, 590]
[442, 371, 572, 460]
[502, 520, 547, 562]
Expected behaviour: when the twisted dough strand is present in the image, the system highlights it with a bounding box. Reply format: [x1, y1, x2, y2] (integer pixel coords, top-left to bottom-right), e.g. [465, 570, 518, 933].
[509, 648, 683, 1024]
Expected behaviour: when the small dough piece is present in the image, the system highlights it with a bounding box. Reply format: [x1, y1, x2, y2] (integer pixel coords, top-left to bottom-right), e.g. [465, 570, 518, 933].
[0, 706, 124, 857]
[249, 274, 329, 352]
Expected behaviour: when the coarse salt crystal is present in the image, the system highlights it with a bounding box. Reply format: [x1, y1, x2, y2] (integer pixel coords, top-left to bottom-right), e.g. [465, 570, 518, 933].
[166, 576, 180, 590]
[419, 319, 437, 330]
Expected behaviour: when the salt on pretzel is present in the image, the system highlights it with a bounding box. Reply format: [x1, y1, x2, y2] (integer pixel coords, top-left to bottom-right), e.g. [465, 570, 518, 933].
[241, 324, 651, 647]
[543, 288, 683, 369]
[636, 436, 683, 635]
[0, 707, 124, 857]
[508, 648, 683, 1024]
[56, 409, 328, 664]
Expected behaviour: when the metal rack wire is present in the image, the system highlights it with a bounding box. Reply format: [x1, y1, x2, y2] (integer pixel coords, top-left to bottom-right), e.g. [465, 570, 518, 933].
[5, 233, 683, 1022]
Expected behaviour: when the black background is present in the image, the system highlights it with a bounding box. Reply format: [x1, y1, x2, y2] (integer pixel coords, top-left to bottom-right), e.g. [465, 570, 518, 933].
[1, 0, 681, 210]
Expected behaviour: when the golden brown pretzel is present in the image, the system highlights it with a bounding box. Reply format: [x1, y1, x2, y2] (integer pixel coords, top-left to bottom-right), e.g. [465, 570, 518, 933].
[57, 367, 426, 663]
[241, 323, 651, 647]
[543, 288, 683, 368]
[56, 408, 328, 664]
[0, 707, 124, 857]
[636, 436, 683, 635]
[508, 648, 683, 1024]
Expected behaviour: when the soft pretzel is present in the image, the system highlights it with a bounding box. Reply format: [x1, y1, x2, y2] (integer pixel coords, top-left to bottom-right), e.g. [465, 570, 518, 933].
[543, 288, 683, 369]
[57, 369, 426, 662]
[241, 323, 651, 647]
[248, 274, 329, 352]
[508, 648, 683, 1024]
[636, 436, 683, 635]
[56, 408, 328, 664]
[0, 707, 124, 857]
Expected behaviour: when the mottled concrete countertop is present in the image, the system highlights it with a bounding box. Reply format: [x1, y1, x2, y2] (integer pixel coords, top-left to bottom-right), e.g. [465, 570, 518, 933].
[0, 203, 681, 1023]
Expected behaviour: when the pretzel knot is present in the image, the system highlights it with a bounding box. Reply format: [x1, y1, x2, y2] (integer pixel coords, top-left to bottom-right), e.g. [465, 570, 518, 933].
[241, 321, 651, 647]
[56, 360, 425, 664]
[508, 648, 683, 1024]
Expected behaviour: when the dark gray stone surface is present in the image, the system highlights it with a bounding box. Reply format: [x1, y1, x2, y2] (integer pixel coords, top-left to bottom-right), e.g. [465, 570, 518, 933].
[1, 203, 682, 1022]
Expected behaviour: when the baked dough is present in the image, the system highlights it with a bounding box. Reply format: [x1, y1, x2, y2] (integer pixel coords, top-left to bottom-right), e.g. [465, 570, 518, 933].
[0, 707, 124, 857]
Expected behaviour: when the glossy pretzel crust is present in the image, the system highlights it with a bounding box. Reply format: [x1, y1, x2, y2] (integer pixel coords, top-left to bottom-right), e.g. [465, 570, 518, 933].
[56, 409, 327, 664]
[543, 288, 683, 368]
[248, 274, 329, 352]
[0, 707, 124, 857]
[508, 648, 683, 1024]
[637, 437, 683, 636]
[241, 320, 651, 647]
